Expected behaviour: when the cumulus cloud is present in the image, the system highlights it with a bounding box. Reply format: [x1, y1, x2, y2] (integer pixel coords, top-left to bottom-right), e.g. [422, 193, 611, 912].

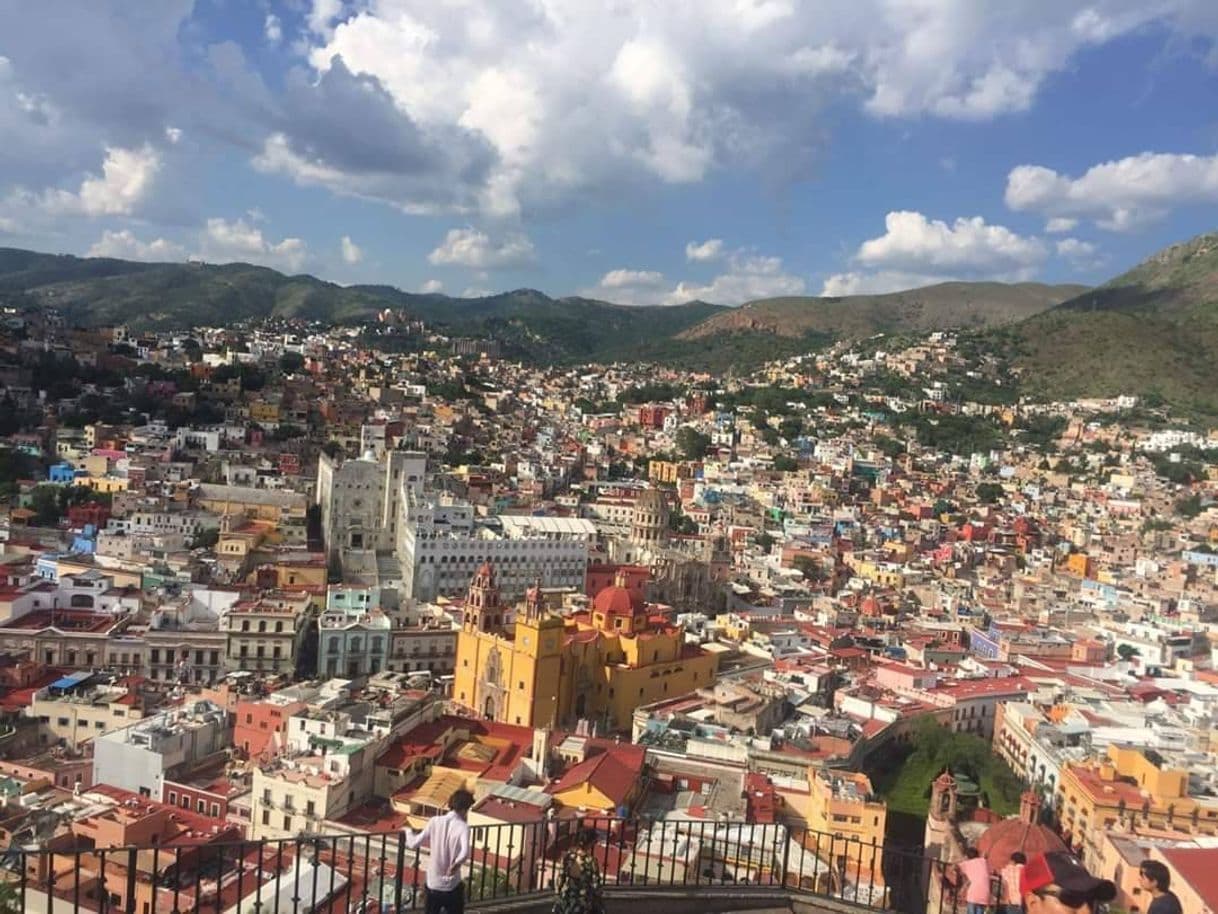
[25, 144, 162, 217]
[427, 227, 536, 269]
[685, 239, 725, 262]
[264, 14, 283, 45]
[821, 210, 1048, 294]
[294, 1, 1218, 217]
[198, 217, 308, 272]
[585, 248, 805, 306]
[820, 271, 949, 296]
[87, 229, 185, 261]
[1005, 152, 1218, 230]
[419, 279, 444, 293]
[1045, 217, 1077, 234]
[3, 3, 1218, 229]
[340, 235, 363, 264]
[667, 254, 805, 305]
[599, 269, 667, 289]
[1055, 237, 1104, 270]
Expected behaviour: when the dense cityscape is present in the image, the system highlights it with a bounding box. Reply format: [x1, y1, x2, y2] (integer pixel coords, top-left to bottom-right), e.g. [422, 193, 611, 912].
[0, 305, 1212, 912]
[4, 3, 1218, 914]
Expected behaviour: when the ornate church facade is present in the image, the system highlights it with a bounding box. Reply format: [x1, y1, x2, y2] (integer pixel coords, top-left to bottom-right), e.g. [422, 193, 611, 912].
[453, 563, 719, 732]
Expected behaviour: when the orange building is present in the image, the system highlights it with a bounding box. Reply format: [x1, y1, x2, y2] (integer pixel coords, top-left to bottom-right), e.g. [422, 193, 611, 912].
[234, 696, 307, 761]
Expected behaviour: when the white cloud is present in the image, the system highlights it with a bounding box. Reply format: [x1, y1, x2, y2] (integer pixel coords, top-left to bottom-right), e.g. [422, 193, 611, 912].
[821, 271, 947, 296]
[1055, 237, 1104, 270]
[583, 245, 804, 306]
[462, 286, 493, 298]
[198, 217, 308, 272]
[822, 210, 1048, 294]
[297, 2, 1218, 217]
[667, 253, 805, 305]
[685, 239, 725, 262]
[22, 144, 161, 217]
[87, 229, 184, 261]
[427, 227, 536, 269]
[340, 235, 363, 264]
[265, 14, 283, 45]
[1045, 217, 1077, 233]
[419, 279, 444, 294]
[1006, 152, 1218, 231]
[599, 269, 667, 289]
[307, 0, 344, 37]
[164, 126, 182, 145]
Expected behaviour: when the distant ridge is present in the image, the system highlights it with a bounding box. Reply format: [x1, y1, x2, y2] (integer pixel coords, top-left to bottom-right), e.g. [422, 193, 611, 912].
[1010, 231, 1218, 413]
[677, 281, 1086, 341]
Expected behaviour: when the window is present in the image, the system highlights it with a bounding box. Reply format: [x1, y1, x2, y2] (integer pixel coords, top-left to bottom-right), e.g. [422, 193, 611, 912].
[197, 800, 206, 813]
[306, 800, 315, 817]
[262, 810, 270, 825]
[276, 621, 284, 633]
[283, 815, 292, 831]
[168, 792, 177, 804]
[57, 717, 69, 726]
[263, 789, 272, 802]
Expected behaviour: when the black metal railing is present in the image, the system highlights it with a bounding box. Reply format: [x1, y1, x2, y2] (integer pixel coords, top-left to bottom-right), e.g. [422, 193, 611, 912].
[0, 817, 973, 914]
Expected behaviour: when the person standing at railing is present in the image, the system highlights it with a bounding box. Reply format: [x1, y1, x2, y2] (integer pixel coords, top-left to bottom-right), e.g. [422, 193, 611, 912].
[1138, 860, 1182, 914]
[554, 828, 605, 914]
[1000, 852, 1027, 914]
[404, 788, 475, 914]
[957, 847, 993, 914]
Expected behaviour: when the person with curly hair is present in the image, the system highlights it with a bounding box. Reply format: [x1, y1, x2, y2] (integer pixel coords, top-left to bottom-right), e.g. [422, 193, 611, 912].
[554, 828, 604, 914]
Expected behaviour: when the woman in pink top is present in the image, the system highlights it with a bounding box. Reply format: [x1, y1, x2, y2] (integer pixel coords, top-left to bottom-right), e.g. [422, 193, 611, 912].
[1000, 852, 1027, 914]
[957, 847, 994, 914]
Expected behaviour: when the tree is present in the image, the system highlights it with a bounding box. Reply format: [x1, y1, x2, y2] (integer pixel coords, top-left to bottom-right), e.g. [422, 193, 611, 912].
[1175, 494, 1204, 518]
[29, 486, 63, 526]
[976, 482, 1004, 504]
[755, 531, 775, 551]
[772, 455, 799, 472]
[279, 351, 305, 374]
[1116, 644, 1141, 662]
[792, 555, 828, 583]
[674, 427, 711, 461]
[190, 528, 220, 550]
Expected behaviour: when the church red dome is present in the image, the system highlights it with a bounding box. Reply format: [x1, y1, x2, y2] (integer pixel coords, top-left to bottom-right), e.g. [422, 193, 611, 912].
[976, 792, 1067, 869]
[593, 584, 642, 616]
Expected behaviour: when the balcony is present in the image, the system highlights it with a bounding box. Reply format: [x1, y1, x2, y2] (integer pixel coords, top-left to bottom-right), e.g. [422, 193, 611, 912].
[0, 817, 958, 914]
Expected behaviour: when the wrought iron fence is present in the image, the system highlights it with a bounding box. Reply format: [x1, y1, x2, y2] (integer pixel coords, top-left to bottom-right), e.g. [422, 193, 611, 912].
[0, 816, 971, 914]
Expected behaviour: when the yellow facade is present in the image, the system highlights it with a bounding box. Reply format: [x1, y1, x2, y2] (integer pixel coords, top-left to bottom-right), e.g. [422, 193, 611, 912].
[454, 566, 718, 732]
[648, 460, 681, 484]
[249, 400, 281, 423]
[779, 768, 887, 848]
[1057, 744, 1218, 867]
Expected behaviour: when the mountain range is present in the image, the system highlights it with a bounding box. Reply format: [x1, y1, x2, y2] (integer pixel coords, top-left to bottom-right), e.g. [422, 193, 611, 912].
[1, 232, 1217, 410]
[1009, 231, 1218, 413]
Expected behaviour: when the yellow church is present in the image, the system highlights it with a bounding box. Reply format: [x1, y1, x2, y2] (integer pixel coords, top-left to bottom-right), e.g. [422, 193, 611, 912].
[454, 563, 719, 732]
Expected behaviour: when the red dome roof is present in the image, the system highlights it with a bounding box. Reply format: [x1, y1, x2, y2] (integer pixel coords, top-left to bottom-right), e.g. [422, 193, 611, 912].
[593, 584, 642, 616]
[976, 817, 1068, 870]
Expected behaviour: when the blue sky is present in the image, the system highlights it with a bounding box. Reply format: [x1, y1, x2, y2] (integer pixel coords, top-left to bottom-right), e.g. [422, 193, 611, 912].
[1, 1, 1217, 305]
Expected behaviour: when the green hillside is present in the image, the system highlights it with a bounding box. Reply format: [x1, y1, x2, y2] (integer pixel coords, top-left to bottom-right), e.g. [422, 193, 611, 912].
[1012, 232, 1218, 413]
[678, 281, 1086, 341]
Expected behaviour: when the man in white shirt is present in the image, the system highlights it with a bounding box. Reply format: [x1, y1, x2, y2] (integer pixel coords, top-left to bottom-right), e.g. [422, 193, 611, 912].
[404, 788, 474, 914]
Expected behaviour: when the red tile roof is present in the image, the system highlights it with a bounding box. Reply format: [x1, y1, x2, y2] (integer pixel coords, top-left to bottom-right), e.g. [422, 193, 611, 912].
[1160, 847, 1218, 907]
[548, 748, 642, 809]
